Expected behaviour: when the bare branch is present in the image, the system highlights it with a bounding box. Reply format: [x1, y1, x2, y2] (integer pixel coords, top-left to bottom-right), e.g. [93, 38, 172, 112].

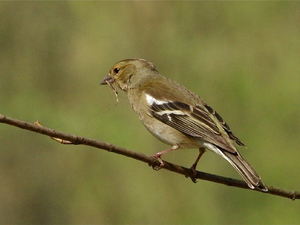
[0, 114, 299, 200]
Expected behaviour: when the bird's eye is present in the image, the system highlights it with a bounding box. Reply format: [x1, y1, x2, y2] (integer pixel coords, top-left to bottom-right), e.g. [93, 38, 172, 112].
[113, 67, 120, 74]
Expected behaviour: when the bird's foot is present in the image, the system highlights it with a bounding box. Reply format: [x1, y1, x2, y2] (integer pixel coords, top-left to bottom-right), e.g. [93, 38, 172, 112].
[149, 153, 164, 170]
[185, 163, 198, 183]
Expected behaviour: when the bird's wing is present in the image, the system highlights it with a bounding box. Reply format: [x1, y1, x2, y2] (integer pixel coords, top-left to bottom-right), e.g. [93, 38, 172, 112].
[145, 92, 245, 153]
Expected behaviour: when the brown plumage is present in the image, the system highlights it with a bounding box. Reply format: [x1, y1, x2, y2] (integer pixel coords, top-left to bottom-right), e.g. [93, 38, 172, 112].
[101, 58, 268, 192]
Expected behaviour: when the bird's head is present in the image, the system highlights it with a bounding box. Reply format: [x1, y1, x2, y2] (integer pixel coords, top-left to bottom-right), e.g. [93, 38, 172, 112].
[100, 58, 157, 92]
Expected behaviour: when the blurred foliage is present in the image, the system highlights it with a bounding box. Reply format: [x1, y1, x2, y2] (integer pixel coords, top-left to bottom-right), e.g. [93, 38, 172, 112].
[0, 2, 300, 224]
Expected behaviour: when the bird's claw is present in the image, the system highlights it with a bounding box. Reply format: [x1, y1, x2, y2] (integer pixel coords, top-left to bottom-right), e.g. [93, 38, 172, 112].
[149, 154, 164, 170]
[185, 165, 198, 183]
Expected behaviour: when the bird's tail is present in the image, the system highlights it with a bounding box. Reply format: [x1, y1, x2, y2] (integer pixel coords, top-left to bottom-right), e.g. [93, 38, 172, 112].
[221, 150, 268, 192]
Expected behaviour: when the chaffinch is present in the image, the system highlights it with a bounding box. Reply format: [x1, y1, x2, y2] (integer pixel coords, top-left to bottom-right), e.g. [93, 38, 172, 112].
[101, 58, 267, 192]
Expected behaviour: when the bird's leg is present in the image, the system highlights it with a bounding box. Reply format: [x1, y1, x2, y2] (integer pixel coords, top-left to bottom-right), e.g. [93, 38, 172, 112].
[189, 147, 206, 183]
[152, 145, 179, 169]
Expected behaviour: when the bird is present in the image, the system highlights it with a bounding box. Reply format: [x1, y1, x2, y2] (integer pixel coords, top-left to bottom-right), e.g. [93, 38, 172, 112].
[100, 58, 268, 192]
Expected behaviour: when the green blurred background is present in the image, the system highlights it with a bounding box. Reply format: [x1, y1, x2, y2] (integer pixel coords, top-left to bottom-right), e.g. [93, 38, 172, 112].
[1, 2, 299, 224]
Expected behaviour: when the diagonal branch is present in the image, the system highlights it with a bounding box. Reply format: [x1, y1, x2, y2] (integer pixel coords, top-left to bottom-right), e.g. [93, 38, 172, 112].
[0, 114, 299, 200]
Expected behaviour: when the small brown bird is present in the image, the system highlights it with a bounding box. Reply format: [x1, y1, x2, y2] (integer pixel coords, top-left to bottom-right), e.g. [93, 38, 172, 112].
[101, 58, 268, 192]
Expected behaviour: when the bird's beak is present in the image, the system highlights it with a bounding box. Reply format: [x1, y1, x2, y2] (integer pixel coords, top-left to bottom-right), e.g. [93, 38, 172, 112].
[100, 75, 115, 85]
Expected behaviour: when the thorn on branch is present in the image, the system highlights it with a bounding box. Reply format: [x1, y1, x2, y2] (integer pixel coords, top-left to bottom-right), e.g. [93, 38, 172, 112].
[34, 121, 73, 144]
